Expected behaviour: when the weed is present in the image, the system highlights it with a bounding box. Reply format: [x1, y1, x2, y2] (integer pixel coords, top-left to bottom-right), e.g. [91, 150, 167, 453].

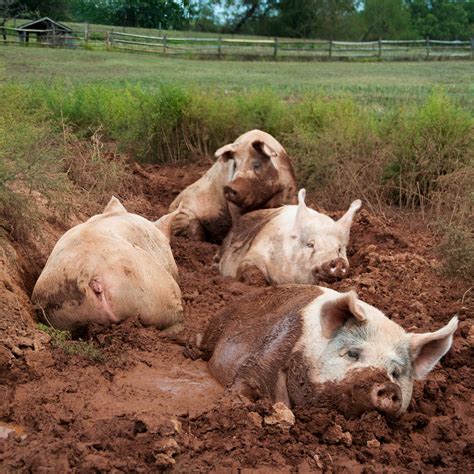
[437, 223, 474, 280]
[37, 323, 105, 363]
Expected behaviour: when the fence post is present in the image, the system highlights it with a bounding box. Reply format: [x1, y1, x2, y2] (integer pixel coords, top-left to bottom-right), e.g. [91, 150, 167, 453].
[329, 39, 332, 59]
[218, 36, 222, 59]
[163, 34, 167, 54]
[84, 23, 89, 45]
[110, 29, 114, 49]
[273, 37, 278, 59]
[378, 37, 382, 59]
[470, 37, 474, 59]
[425, 36, 430, 59]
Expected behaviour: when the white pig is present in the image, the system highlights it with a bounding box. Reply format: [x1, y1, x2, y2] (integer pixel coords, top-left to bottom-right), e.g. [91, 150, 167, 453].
[32, 197, 183, 331]
[190, 285, 458, 418]
[218, 189, 361, 285]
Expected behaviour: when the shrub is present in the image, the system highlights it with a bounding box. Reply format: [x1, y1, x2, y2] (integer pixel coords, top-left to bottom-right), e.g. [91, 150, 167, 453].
[0, 86, 68, 239]
[383, 90, 472, 209]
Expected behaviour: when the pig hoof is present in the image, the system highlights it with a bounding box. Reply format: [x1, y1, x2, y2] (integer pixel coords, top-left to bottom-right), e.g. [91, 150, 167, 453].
[183, 343, 203, 360]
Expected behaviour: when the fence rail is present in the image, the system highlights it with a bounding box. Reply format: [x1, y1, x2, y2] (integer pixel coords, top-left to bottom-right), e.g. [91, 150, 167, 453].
[1, 25, 472, 61]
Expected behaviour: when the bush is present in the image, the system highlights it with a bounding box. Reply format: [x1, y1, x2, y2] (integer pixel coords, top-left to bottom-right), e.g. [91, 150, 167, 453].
[0, 86, 68, 239]
[383, 90, 472, 209]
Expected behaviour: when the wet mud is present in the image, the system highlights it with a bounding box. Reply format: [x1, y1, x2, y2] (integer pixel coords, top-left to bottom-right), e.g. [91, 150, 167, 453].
[0, 163, 472, 472]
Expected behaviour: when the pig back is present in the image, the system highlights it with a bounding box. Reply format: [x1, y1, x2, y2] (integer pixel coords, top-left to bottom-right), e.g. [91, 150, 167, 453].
[32, 213, 183, 330]
[206, 286, 323, 396]
[218, 207, 283, 278]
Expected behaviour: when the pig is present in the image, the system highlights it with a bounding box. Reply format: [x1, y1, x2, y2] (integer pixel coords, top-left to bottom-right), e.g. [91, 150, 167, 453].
[32, 197, 183, 331]
[169, 129, 297, 243]
[218, 188, 361, 285]
[190, 285, 458, 418]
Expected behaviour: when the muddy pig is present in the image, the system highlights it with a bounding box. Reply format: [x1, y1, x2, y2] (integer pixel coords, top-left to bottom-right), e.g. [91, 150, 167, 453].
[169, 129, 297, 243]
[218, 189, 361, 285]
[32, 197, 183, 331]
[191, 286, 457, 418]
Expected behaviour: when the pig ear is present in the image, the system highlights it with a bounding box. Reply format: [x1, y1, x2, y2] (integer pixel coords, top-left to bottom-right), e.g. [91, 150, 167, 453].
[294, 188, 311, 231]
[320, 290, 366, 339]
[252, 140, 278, 168]
[252, 140, 277, 159]
[215, 143, 236, 162]
[409, 316, 458, 380]
[155, 203, 182, 241]
[103, 196, 127, 215]
[338, 199, 362, 235]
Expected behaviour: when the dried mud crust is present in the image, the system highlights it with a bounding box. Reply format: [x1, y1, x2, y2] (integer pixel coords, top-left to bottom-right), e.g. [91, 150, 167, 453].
[0, 163, 473, 472]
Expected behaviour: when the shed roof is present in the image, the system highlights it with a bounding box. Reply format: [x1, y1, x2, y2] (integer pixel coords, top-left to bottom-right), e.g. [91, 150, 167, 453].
[17, 17, 72, 32]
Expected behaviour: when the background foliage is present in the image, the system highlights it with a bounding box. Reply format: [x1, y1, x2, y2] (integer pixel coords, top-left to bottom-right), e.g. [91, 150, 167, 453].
[1, 0, 473, 40]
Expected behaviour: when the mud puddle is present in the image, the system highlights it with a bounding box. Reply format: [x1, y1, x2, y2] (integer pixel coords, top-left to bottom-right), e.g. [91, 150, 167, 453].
[0, 422, 26, 440]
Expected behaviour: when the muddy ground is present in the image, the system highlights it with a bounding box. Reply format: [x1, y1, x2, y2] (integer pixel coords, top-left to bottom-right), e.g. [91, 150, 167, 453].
[0, 163, 472, 472]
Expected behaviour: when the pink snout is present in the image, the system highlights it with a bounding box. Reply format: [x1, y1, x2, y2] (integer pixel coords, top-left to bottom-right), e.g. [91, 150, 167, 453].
[223, 184, 240, 203]
[371, 382, 402, 417]
[320, 258, 349, 280]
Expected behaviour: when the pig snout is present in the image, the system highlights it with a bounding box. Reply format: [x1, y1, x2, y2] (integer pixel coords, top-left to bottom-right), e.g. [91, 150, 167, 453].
[223, 184, 240, 203]
[371, 382, 402, 417]
[320, 258, 349, 280]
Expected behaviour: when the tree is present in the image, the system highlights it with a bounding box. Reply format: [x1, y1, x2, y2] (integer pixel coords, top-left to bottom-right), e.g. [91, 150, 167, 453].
[270, 0, 356, 39]
[362, 0, 414, 40]
[407, 0, 472, 40]
[14, 0, 71, 19]
[70, 1, 189, 29]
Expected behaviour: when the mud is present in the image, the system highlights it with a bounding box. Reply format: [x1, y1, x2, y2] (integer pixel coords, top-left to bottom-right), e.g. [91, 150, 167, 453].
[0, 163, 473, 472]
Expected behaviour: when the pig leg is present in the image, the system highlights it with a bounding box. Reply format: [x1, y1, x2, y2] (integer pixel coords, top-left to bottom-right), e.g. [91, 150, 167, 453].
[274, 370, 291, 407]
[236, 261, 268, 286]
[172, 210, 206, 241]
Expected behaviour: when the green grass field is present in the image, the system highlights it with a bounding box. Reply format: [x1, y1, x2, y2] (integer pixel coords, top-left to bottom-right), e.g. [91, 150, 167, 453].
[1, 47, 473, 108]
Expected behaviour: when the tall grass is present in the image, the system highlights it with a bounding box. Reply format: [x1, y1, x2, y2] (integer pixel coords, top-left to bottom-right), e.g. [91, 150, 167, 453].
[1, 83, 472, 274]
[0, 85, 128, 240]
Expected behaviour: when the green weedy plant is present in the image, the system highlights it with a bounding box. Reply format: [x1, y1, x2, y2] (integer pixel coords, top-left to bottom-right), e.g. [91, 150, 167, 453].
[383, 90, 472, 209]
[0, 86, 69, 239]
[288, 95, 388, 211]
[37, 323, 105, 363]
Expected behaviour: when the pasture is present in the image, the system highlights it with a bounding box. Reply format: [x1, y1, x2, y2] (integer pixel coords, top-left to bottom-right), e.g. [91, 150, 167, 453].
[0, 46, 473, 471]
[1, 47, 473, 107]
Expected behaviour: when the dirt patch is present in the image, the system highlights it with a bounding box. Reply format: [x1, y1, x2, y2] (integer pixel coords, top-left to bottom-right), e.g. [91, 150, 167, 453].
[0, 163, 472, 472]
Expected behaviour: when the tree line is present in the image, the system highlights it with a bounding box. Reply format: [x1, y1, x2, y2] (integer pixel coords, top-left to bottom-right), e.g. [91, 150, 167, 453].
[1, 1, 473, 40]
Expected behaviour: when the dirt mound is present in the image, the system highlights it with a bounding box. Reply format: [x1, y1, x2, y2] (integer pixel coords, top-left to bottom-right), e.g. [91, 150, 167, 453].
[0, 164, 472, 472]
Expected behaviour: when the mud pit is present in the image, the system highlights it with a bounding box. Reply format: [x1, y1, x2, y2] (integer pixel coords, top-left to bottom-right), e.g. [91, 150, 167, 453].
[0, 163, 473, 472]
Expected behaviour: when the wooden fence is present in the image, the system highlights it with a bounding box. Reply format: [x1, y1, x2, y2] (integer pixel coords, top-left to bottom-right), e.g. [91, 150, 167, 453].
[1, 26, 473, 61]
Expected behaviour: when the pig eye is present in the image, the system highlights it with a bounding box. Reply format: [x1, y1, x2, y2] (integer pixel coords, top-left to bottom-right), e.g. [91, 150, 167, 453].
[306, 242, 315, 249]
[347, 349, 360, 361]
[391, 369, 400, 380]
[253, 160, 262, 170]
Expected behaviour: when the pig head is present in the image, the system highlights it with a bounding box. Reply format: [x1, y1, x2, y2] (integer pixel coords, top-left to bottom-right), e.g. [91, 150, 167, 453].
[218, 189, 361, 285]
[169, 129, 297, 243]
[32, 197, 183, 331]
[194, 286, 458, 418]
[218, 129, 297, 211]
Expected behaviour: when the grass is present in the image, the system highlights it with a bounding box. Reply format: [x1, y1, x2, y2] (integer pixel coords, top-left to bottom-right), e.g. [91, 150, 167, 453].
[37, 323, 105, 363]
[0, 47, 473, 108]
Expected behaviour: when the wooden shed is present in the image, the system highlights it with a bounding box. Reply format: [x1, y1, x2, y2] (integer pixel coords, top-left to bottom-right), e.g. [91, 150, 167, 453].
[16, 17, 73, 46]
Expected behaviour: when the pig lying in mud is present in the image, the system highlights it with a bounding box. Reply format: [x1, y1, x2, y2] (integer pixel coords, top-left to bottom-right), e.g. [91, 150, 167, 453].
[169, 129, 297, 243]
[32, 197, 183, 331]
[188, 286, 457, 418]
[218, 189, 361, 285]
